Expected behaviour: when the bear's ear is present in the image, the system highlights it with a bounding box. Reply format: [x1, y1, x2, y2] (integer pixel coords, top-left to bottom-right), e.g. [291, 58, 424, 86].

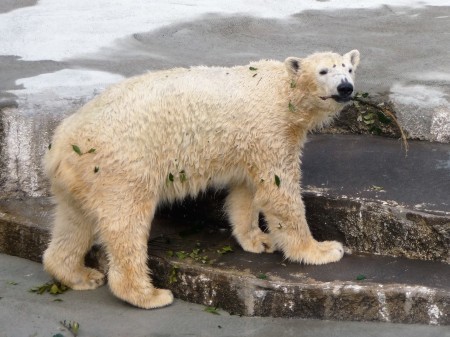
[344, 49, 360, 70]
[285, 57, 302, 76]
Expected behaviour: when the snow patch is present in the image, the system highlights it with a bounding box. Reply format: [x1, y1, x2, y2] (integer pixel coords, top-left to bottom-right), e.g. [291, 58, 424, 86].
[10, 69, 124, 98]
[0, 0, 443, 61]
[390, 83, 448, 109]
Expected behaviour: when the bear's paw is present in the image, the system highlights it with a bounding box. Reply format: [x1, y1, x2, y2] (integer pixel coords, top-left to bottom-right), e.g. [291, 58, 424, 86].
[239, 229, 274, 254]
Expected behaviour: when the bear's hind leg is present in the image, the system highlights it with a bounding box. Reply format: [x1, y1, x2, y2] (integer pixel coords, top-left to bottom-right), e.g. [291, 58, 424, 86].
[97, 195, 173, 309]
[225, 184, 274, 253]
[43, 202, 105, 290]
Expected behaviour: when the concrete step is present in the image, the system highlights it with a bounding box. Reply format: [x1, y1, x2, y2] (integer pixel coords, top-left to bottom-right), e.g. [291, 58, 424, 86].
[302, 134, 450, 263]
[0, 196, 448, 325]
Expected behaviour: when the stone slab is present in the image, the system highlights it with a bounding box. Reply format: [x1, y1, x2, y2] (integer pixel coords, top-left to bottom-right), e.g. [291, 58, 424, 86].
[0, 198, 448, 324]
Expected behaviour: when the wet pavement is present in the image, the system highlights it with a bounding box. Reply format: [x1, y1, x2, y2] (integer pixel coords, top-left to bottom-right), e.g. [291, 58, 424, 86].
[1, 254, 449, 337]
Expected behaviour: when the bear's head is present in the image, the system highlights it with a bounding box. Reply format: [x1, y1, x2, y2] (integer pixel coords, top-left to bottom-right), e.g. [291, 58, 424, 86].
[285, 50, 360, 107]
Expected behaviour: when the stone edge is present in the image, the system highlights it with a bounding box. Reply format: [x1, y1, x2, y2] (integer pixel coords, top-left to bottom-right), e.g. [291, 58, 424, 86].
[0, 209, 448, 325]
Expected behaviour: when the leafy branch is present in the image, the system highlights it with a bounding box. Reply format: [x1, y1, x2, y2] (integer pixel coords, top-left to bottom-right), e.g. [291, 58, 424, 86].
[352, 93, 408, 155]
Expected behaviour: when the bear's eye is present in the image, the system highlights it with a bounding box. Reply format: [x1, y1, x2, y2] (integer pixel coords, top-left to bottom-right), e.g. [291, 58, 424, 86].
[349, 69, 353, 73]
[319, 69, 328, 75]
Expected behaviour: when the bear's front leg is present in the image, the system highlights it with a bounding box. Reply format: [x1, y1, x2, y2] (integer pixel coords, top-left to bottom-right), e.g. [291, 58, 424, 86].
[225, 184, 274, 253]
[97, 194, 173, 309]
[255, 178, 344, 265]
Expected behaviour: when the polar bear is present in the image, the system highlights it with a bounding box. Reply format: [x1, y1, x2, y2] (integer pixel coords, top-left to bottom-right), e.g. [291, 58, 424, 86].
[43, 50, 360, 309]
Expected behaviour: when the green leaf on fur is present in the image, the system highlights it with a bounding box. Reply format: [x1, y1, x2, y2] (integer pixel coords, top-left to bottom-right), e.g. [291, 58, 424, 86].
[274, 174, 281, 188]
[179, 170, 187, 183]
[249, 66, 258, 71]
[72, 144, 82, 156]
[288, 101, 296, 113]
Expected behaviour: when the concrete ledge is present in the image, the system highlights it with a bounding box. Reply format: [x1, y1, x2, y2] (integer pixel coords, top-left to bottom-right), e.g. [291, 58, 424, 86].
[0, 198, 448, 325]
[304, 193, 450, 263]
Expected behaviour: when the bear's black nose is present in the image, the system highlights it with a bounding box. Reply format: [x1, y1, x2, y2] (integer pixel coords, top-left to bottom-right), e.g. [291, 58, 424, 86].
[337, 82, 353, 97]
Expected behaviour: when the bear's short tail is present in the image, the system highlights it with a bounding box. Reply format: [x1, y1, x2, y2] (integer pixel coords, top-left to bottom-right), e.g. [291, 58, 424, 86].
[43, 143, 62, 179]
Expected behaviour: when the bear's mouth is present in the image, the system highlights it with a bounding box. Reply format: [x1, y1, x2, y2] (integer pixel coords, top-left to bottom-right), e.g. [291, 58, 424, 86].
[320, 95, 352, 103]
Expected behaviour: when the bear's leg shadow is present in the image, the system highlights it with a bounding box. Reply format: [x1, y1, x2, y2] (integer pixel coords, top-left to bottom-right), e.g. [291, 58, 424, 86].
[225, 184, 274, 253]
[96, 192, 173, 309]
[255, 181, 344, 265]
[43, 201, 105, 290]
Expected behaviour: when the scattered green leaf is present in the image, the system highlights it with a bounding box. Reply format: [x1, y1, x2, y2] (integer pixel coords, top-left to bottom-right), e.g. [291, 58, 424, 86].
[168, 266, 179, 284]
[29, 281, 69, 295]
[369, 185, 384, 191]
[175, 251, 188, 260]
[53, 298, 64, 302]
[363, 112, 375, 120]
[249, 66, 258, 71]
[48, 143, 52, 150]
[7, 281, 18, 285]
[288, 101, 296, 113]
[94, 166, 100, 173]
[257, 273, 268, 280]
[171, 248, 211, 264]
[72, 145, 82, 156]
[168, 172, 174, 183]
[369, 126, 383, 135]
[274, 174, 281, 188]
[356, 274, 366, 281]
[167, 250, 174, 257]
[61, 320, 80, 337]
[290, 80, 297, 89]
[53, 334, 65, 337]
[217, 245, 233, 255]
[252, 73, 257, 77]
[87, 148, 96, 153]
[260, 178, 265, 183]
[204, 306, 220, 315]
[355, 92, 369, 99]
[376, 111, 392, 125]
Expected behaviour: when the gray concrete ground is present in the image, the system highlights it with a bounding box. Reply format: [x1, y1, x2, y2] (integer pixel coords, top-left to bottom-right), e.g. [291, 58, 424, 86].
[1, 254, 449, 337]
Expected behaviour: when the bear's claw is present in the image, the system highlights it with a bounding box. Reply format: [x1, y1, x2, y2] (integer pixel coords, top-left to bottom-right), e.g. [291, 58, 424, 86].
[238, 229, 274, 254]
